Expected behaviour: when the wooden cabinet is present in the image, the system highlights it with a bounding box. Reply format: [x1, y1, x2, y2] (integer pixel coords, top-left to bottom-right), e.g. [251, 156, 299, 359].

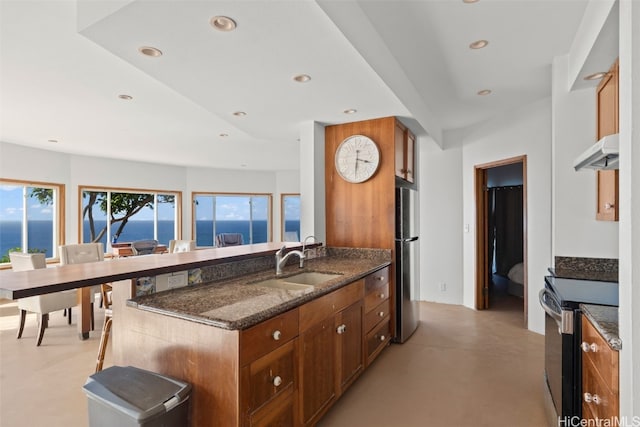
[581, 315, 619, 421]
[117, 268, 390, 426]
[595, 59, 619, 221]
[395, 120, 415, 183]
[363, 266, 391, 366]
[240, 309, 299, 426]
[298, 280, 364, 426]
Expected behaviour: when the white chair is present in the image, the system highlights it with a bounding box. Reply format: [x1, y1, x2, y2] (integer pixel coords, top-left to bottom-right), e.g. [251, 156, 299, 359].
[58, 243, 105, 331]
[168, 239, 196, 253]
[10, 252, 77, 346]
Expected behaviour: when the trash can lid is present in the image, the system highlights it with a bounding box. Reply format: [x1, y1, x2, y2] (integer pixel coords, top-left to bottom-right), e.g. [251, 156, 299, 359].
[83, 366, 191, 422]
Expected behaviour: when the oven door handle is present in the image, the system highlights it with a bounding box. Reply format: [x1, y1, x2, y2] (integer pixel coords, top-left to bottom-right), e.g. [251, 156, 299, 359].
[539, 288, 574, 334]
[539, 289, 562, 323]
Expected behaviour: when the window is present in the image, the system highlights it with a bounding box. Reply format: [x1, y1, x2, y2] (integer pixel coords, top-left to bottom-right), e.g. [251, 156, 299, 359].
[281, 194, 300, 241]
[80, 187, 181, 250]
[0, 179, 64, 262]
[193, 193, 272, 247]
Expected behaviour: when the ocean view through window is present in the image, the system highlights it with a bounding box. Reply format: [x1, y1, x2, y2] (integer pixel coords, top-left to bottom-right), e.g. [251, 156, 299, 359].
[0, 179, 64, 262]
[193, 193, 272, 247]
[80, 187, 181, 250]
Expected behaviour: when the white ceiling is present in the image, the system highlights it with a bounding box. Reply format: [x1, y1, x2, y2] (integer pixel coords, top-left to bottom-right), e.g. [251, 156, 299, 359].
[1, 0, 610, 171]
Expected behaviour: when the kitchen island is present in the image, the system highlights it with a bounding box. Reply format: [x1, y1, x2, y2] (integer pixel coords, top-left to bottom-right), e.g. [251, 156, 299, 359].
[113, 247, 392, 426]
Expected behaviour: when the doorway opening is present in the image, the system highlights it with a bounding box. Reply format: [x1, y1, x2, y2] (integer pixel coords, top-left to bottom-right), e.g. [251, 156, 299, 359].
[474, 156, 528, 327]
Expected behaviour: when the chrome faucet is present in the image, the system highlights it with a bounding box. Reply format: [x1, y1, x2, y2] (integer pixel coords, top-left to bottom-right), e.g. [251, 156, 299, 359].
[275, 245, 305, 276]
[300, 235, 317, 268]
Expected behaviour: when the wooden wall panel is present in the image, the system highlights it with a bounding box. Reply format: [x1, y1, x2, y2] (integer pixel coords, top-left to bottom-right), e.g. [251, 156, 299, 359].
[325, 117, 396, 249]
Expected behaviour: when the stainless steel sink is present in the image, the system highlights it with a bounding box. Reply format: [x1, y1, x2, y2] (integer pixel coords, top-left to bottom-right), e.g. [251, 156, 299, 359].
[281, 272, 342, 286]
[251, 272, 342, 291]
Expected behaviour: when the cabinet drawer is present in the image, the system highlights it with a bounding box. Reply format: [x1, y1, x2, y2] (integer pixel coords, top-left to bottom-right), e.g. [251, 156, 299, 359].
[366, 317, 390, 365]
[582, 355, 618, 420]
[365, 267, 389, 292]
[364, 281, 389, 312]
[300, 280, 364, 332]
[242, 339, 296, 414]
[248, 386, 295, 427]
[241, 308, 299, 365]
[581, 316, 619, 392]
[365, 299, 390, 333]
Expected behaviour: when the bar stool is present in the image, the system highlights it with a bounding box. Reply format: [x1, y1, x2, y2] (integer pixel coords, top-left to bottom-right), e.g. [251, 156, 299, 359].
[95, 283, 112, 372]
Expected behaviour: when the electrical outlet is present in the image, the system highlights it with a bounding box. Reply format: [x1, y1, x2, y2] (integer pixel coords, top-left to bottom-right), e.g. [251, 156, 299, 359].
[168, 273, 187, 288]
[439, 282, 447, 292]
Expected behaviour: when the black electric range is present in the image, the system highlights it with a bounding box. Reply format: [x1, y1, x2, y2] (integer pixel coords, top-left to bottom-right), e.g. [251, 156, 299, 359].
[540, 276, 618, 421]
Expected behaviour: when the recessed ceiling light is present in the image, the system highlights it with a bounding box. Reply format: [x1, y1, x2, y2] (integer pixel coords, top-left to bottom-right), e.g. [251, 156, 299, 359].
[118, 94, 133, 100]
[343, 109, 357, 114]
[293, 74, 311, 83]
[211, 16, 237, 31]
[219, 133, 229, 137]
[233, 111, 247, 117]
[48, 139, 58, 143]
[138, 46, 163, 57]
[584, 72, 607, 80]
[463, 0, 479, 3]
[469, 40, 489, 49]
[477, 89, 492, 96]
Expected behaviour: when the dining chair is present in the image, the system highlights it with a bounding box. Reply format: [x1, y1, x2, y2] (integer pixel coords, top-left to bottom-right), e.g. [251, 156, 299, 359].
[58, 242, 106, 331]
[10, 252, 77, 346]
[130, 239, 159, 255]
[215, 233, 244, 247]
[168, 239, 196, 253]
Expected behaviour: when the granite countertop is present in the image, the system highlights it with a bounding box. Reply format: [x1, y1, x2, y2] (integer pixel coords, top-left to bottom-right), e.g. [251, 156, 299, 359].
[549, 268, 618, 282]
[580, 303, 621, 351]
[128, 249, 391, 331]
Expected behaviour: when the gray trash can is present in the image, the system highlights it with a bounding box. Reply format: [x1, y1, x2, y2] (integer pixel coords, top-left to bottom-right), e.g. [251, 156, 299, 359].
[83, 365, 191, 427]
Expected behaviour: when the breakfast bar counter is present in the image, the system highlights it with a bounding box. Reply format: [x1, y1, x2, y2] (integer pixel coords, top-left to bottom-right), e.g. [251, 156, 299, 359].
[0, 242, 309, 338]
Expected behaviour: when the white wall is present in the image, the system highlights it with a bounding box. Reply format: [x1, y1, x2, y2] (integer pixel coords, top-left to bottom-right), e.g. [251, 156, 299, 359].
[461, 99, 552, 334]
[298, 121, 326, 243]
[618, 0, 640, 418]
[418, 136, 463, 304]
[551, 55, 619, 258]
[1, 141, 295, 245]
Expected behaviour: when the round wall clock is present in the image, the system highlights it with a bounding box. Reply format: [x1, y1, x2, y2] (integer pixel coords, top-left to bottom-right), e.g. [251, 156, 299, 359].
[334, 135, 380, 183]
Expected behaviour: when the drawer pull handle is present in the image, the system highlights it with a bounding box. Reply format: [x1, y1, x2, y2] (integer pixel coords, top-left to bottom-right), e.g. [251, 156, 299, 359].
[272, 330, 282, 341]
[583, 393, 602, 405]
[581, 342, 598, 353]
[336, 324, 347, 335]
[378, 311, 385, 317]
[379, 293, 385, 299]
[379, 335, 386, 342]
[273, 376, 282, 387]
[375, 276, 384, 281]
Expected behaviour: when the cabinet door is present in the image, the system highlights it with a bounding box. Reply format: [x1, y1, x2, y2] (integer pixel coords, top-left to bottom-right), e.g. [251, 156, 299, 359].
[405, 131, 415, 183]
[395, 121, 406, 180]
[335, 300, 363, 394]
[595, 59, 619, 222]
[299, 316, 336, 425]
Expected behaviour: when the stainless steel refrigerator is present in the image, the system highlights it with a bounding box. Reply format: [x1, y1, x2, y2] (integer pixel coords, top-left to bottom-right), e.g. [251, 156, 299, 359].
[394, 186, 420, 343]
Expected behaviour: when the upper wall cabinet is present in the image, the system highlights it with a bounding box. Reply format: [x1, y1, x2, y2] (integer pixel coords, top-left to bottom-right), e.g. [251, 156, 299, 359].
[596, 59, 619, 222]
[394, 120, 416, 184]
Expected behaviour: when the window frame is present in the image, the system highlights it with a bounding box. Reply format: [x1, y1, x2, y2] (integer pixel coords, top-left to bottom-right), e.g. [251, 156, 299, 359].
[280, 193, 301, 242]
[78, 185, 182, 251]
[0, 178, 65, 266]
[192, 192, 273, 247]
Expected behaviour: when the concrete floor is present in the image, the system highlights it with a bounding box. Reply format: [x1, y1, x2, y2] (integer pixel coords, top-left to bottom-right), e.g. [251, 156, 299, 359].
[0, 293, 544, 427]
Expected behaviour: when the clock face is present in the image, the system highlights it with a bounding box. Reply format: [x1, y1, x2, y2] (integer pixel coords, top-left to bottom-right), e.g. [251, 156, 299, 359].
[334, 135, 380, 183]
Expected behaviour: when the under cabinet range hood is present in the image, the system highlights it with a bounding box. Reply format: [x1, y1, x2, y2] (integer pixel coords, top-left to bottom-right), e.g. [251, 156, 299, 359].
[573, 133, 619, 171]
